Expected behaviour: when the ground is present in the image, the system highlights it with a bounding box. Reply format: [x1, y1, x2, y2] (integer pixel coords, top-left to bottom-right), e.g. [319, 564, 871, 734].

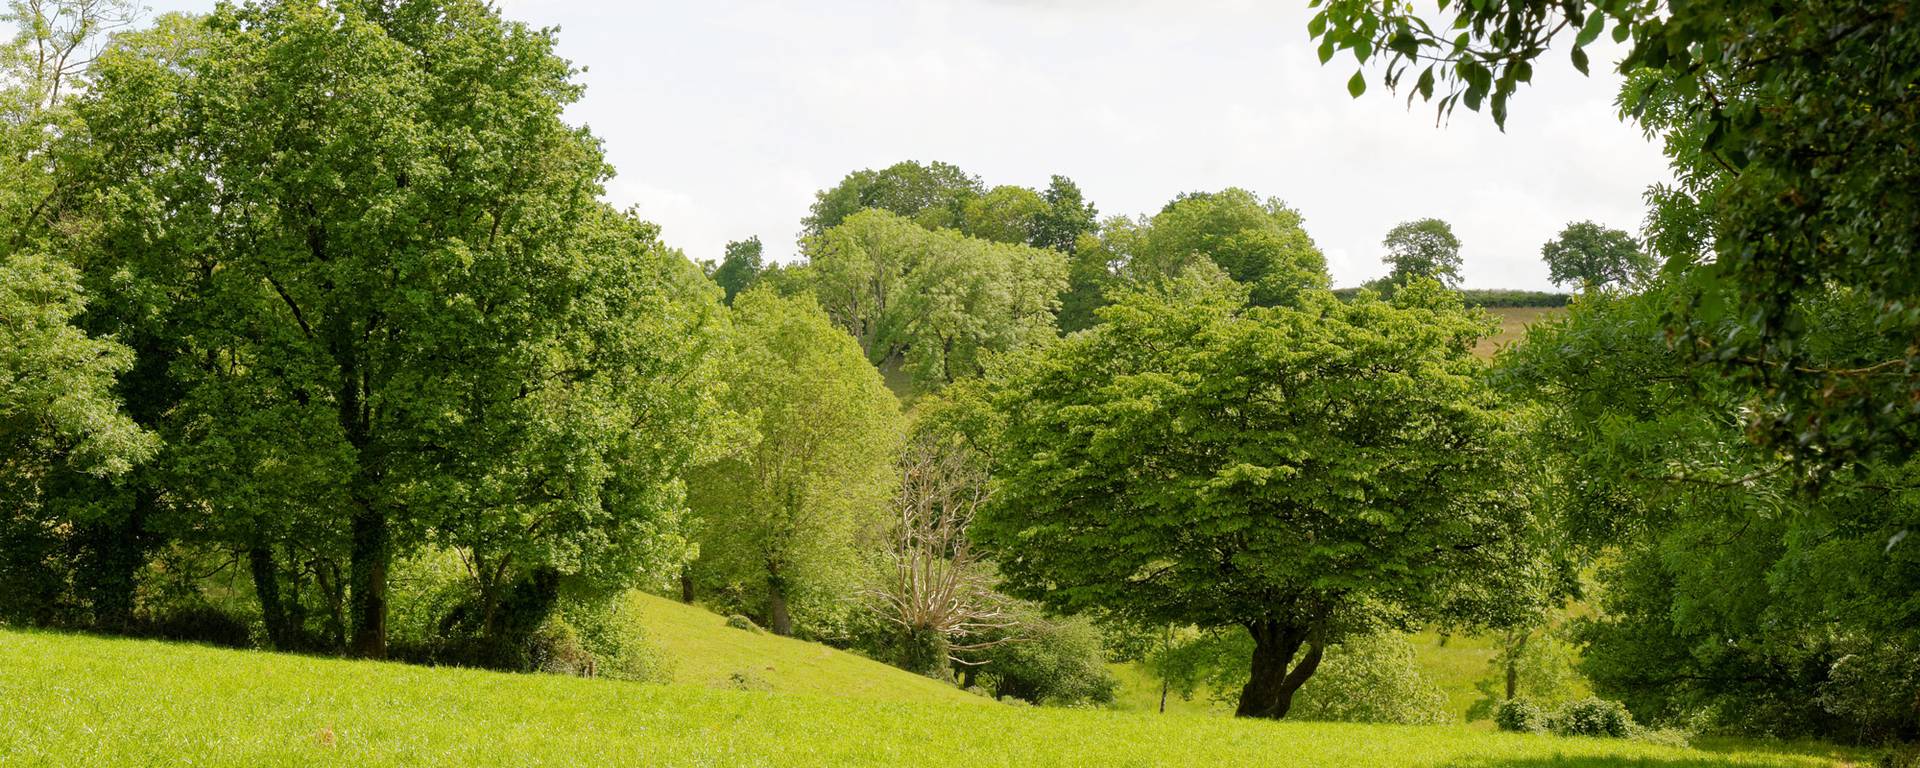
[1475, 306, 1566, 359]
[0, 620, 1861, 768]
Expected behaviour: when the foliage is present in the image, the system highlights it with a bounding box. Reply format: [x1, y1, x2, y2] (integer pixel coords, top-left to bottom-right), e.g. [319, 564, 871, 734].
[1316, 0, 1920, 468]
[958, 603, 1116, 707]
[1496, 698, 1550, 734]
[1029, 175, 1100, 254]
[1497, 284, 1920, 743]
[960, 185, 1046, 245]
[711, 236, 764, 304]
[686, 289, 903, 636]
[1290, 634, 1453, 725]
[1540, 221, 1649, 291]
[1121, 188, 1329, 308]
[1335, 288, 1571, 308]
[804, 209, 1066, 392]
[976, 271, 1557, 718]
[1380, 218, 1463, 289]
[1553, 697, 1637, 740]
[802, 160, 983, 236]
[724, 614, 761, 633]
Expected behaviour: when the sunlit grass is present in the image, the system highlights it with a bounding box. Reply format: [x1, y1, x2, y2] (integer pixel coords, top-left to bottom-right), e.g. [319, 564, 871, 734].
[0, 628, 1853, 767]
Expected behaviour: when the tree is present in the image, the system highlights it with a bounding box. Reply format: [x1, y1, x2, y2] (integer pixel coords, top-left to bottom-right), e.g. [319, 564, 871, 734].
[688, 289, 903, 636]
[960, 184, 1046, 245]
[801, 160, 983, 237]
[805, 209, 1066, 392]
[1029, 175, 1099, 254]
[976, 270, 1555, 719]
[0, 0, 156, 630]
[1313, 0, 1920, 467]
[866, 432, 1010, 677]
[1498, 283, 1920, 742]
[711, 236, 763, 305]
[1125, 188, 1329, 308]
[1380, 218, 1463, 289]
[1540, 221, 1647, 291]
[67, 0, 695, 658]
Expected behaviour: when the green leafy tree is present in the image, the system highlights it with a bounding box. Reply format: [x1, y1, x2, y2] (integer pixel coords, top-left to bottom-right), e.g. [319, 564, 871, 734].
[1313, 0, 1920, 467]
[976, 270, 1555, 719]
[687, 289, 904, 636]
[711, 236, 763, 305]
[1498, 283, 1920, 742]
[1125, 188, 1329, 308]
[805, 209, 1066, 392]
[801, 160, 983, 237]
[1029, 175, 1099, 254]
[0, 0, 155, 629]
[69, 0, 710, 658]
[1380, 218, 1463, 289]
[1540, 221, 1648, 291]
[960, 184, 1046, 245]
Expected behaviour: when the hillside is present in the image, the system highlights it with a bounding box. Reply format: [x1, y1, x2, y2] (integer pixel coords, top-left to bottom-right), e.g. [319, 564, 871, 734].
[1475, 306, 1566, 359]
[624, 591, 979, 704]
[0, 630, 1855, 768]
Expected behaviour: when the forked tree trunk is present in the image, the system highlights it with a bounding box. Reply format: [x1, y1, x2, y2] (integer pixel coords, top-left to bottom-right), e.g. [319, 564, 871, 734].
[1234, 620, 1325, 719]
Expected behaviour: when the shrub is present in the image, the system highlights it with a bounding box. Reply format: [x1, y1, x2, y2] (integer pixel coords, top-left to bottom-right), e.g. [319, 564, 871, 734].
[962, 607, 1116, 707]
[1496, 698, 1551, 733]
[1553, 697, 1637, 739]
[1290, 634, 1453, 725]
[725, 614, 762, 633]
[130, 604, 254, 649]
[562, 596, 672, 683]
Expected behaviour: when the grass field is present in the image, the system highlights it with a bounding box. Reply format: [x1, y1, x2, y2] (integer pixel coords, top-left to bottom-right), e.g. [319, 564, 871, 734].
[1475, 306, 1566, 359]
[0, 628, 1860, 767]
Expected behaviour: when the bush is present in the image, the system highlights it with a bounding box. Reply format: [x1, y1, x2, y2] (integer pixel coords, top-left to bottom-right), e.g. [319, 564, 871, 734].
[130, 604, 254, 649]
[725, 614, 761, 633]
[561, 596, 672, 683]
[1553, 697, 1637, 739]
[1291, 634, 1452, 725]
[1496, 698, 1551, 733]
[963, 607, 1116, 707]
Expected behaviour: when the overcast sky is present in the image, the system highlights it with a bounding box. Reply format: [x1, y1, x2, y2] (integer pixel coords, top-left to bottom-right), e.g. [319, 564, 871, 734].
[142, 0, 1670, 290]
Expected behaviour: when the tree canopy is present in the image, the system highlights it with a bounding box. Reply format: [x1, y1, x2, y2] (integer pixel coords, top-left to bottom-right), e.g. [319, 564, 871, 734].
[975, 271, 1556, 718]
[1380, 218, 1463, 289]
[1540, 221, 1647, 291]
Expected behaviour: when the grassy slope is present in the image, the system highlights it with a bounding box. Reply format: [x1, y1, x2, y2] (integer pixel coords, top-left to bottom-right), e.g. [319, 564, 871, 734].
[0, 630, 1855, 768]
[625, 591, 977, 704]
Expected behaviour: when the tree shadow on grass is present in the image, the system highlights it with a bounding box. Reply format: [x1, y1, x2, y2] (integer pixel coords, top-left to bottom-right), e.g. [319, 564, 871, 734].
[1441, 757, 1828, 768]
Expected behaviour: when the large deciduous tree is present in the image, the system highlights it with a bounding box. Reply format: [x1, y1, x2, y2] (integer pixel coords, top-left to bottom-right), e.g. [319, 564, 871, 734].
[1539, 221, 1647, 291]
[69, 0, 715, 658]
[801, 160, 983, 237]
[687, 289, 903, 636]
[976, 270, 1553, 719]
[1124, 188, 1329, 309]
[1380, 218, 1463, 289]
[805, 209, 1066, 392]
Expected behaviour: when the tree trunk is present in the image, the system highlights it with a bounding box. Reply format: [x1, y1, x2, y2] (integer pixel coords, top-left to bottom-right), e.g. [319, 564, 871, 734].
[1234, 620, 1324, 719]
[1504, 630, 1528, 700]
[249, 545, 297, 650]
[348, 505, 388, 658]
[73, 486, 153, 632]
[679, 568, 695, 604]
[766, 582, 793, 636]
[1160, 679, 1170, 714]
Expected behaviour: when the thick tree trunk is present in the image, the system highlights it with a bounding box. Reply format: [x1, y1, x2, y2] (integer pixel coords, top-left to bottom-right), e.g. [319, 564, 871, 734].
[1234, 620, 1325, 719]
[249, 545, 297, 650]
[478, 566, 563, 670]
[679, 568, 695, 604]
[348, 505, 388, 658]
[766, 583, 793, 636]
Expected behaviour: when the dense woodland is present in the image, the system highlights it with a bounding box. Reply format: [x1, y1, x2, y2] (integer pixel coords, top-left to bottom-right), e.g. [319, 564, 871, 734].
[1, 0, 1915, 754]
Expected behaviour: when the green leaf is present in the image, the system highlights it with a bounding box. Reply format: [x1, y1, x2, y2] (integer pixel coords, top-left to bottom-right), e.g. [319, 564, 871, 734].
[1571, 46, 1590, 75]
[1348, 70, 1368, 98]
[1575, 12, 1606, 47]
[1612, 20, 1631, 43]
[1417, 67, 1435, 100]
[1318, 38, 1336, 64]
[1308, 11, 1327, 38]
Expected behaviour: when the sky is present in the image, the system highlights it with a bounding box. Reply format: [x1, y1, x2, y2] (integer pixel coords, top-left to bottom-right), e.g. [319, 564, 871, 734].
[141, 0, 1672, 290]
